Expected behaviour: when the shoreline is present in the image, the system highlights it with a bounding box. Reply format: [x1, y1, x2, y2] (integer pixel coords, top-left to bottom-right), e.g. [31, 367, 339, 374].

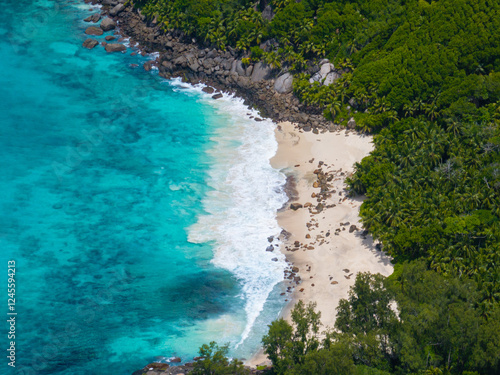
[79, 0, 392, 371]
[248, 122, 394, 366]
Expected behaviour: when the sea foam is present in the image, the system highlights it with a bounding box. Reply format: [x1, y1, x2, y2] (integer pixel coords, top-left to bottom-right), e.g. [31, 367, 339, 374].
[170, 79, 288, 346]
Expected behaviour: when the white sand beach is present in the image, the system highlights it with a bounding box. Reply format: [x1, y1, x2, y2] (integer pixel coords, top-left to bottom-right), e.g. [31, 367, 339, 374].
[248, 122, 393, 366]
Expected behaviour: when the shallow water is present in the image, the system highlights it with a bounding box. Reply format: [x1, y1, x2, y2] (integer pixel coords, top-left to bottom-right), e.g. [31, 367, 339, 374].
[0, 1, 287, 374]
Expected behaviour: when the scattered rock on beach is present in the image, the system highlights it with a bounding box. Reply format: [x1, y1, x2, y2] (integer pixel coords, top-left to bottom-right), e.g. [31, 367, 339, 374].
[85, 26, 103, 36]
[349, 225, 358, 233]
[290, 203, 303, 210]
[266, 245, 274, 252]
[82, 38, 98, 49]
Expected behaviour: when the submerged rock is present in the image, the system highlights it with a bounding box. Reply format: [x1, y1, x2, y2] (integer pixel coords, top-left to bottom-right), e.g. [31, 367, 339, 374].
[84, 13, 101, 23]
[104, 43, 126, 52]
[82, 39, 98, 49]
[85, 26, 103, 36]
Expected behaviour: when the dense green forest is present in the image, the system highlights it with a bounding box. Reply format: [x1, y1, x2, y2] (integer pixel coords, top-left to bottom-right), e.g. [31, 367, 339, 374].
[133, 0, 500, 373]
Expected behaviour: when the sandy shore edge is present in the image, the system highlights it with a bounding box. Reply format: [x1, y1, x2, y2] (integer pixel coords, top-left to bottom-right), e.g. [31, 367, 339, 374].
[247, 122, 393, 367]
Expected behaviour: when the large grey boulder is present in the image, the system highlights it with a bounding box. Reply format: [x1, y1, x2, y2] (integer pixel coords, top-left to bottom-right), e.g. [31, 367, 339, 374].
[202, 58, 215, 70]
[188, 60, 200, 71]
[245, 65, 253, 77]
[250, 62, 272, 82]
[185, 53, 199, 71]
[309, 61, 339, 85]
[236, 76, 251, 88]
[221, 58, 234, 71]
[323, 71, 342, 85]
[173, 55, 187, 66]
[100, 18, 116, 31]
[262, 5, 275, 21]
[320, 62, 334, 76]
[274, 73, 293, 94]
[105, 43, 126, 52]
[234, 60, 246, 76]
[109, 4, 125, 16]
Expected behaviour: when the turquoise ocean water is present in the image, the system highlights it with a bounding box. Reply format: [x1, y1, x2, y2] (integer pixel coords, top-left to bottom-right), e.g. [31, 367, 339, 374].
[0, 1, 288, 374]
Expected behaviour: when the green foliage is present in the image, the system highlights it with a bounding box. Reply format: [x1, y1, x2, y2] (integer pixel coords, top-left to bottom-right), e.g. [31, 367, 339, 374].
[250, 46, 264, 61]
[347, 118, 500, 306]
[261, 265, 500, 374]
[262, 300, 322, 374]
[192, 341, 249, 375]
[335, 264, 500, 374]
[262, 300, 355, 375]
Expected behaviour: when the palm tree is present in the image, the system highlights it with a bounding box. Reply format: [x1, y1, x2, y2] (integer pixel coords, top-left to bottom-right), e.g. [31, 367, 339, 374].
[325, 101, 341, 120]
[424, 103, 439, 120]
[446, 119, 462, 136]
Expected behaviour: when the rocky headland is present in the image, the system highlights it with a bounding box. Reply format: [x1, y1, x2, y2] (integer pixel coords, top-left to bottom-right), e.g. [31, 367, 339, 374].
[131, 362, 270, 375]
[82, 0, 354, 132]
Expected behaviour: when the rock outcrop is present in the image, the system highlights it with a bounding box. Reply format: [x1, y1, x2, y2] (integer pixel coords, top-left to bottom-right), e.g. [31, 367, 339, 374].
[309, 61, 342, 86]
[100, 17, 116, 31]
[274, 73, 293, 94]
[104, 43, 126, 52]
[82, 38, 99, 49]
